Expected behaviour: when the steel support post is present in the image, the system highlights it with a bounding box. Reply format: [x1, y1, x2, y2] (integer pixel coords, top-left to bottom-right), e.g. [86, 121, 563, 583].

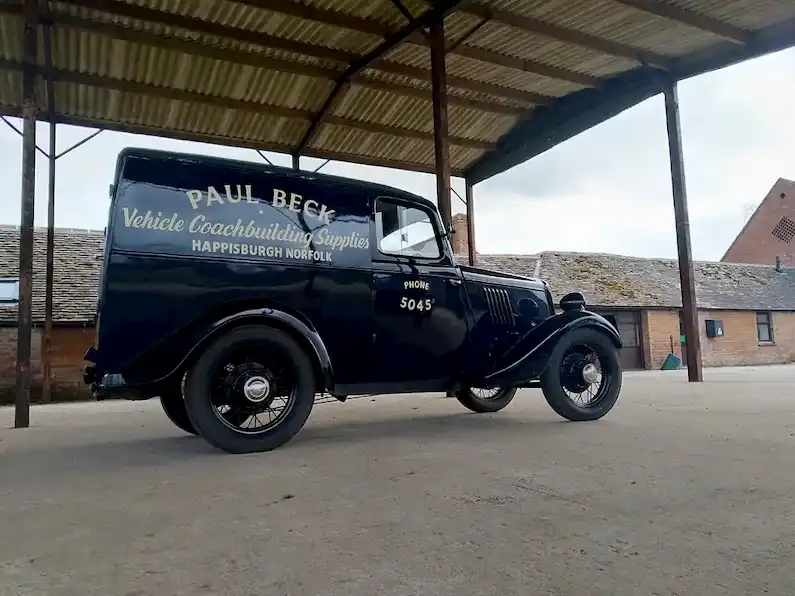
[41, 0, 56, 404]
[430, 18, 455, 397]
[292, 154, 300, 170]
[429, 19, 452, 235]
[663, 81, 703, 382]
[465, 179, 476, 266]
[15, 0, 39, 427]
[41, 122, 55, 404]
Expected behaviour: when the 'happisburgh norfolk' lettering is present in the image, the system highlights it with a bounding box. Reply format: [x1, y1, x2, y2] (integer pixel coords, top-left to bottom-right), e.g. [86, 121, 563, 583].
[120, 184, 368, 263]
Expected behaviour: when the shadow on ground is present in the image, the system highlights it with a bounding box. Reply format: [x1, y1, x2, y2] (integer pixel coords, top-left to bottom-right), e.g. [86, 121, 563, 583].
[2, 408, 573, 478]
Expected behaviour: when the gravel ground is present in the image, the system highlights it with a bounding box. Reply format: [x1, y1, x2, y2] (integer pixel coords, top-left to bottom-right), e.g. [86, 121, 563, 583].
[1, 365, 794, 596]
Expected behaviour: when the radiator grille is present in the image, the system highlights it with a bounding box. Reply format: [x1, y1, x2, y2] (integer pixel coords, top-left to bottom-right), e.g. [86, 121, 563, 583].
[483, 287, 515, 327]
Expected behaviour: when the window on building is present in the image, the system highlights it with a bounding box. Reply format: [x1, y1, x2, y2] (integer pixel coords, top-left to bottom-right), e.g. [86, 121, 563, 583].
[0, 278, 19, 307]
[375, 199, 441, 259]
[756, 311, 773, 343]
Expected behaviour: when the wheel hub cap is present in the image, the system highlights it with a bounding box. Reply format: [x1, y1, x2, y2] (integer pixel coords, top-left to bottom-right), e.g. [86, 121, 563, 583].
[581, 363, 598, 385]
[243, 375, 271, 403]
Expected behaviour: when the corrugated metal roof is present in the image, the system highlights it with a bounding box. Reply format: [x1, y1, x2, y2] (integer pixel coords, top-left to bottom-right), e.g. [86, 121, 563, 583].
[0, 0, 793, 177]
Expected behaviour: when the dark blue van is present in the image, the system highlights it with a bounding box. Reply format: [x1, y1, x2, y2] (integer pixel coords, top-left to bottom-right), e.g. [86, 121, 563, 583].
[84, 148, 623, 454]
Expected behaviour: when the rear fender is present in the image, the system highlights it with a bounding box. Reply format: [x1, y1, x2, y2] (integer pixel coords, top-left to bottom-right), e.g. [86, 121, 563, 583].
[185, 308, 335, 390]
[480, 310, 621, 388]
[127, 308, 334, 393]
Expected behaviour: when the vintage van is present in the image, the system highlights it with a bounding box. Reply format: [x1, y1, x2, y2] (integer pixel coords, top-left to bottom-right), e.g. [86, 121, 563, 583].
[84, 148, 623, 454]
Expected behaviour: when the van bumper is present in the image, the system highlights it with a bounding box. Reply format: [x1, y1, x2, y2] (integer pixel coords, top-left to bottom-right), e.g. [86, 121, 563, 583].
[85, 370, 149, 401]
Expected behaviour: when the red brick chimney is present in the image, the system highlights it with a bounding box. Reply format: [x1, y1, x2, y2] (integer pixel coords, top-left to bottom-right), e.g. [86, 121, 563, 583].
[450, 213, 470, 257]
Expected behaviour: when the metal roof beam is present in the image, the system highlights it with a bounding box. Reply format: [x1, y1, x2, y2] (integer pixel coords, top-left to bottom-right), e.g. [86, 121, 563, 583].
[0, 59, 496, 151]
[610, 0, 751, 44]
[32, 1, 544, 109]
[294, 0, 470, 155]
[464, 67, 666, 184]
[375, 61, 551, 104]
[465, 16, 795, 184]
[459, 2, 673, 69]
[386, 0, 432, 42]
[0, 4, 530, 116]
[0, 105, 466, 177]
[228, 0, 601, 87]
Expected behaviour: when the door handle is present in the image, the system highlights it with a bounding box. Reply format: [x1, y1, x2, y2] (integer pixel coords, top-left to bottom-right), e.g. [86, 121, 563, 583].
[447, 278, 462, 286]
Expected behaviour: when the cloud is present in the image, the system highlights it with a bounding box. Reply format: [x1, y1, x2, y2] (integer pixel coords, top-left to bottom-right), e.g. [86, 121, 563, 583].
[0, 46, 793, 263]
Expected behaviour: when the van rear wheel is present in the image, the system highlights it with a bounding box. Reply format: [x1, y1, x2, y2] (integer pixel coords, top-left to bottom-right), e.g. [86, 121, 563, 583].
[183, 325, 316, 454]
[159, 388, 198, 435]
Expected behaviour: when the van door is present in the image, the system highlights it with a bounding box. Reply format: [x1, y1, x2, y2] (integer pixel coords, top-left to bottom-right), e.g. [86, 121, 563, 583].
[369, 196, 469, 391]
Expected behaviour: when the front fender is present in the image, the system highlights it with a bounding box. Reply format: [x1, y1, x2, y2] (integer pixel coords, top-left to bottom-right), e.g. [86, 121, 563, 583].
[481, 309, 622, 387]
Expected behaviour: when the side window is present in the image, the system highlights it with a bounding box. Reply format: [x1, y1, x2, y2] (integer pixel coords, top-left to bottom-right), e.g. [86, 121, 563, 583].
[0, 277, 19, 307]
[756, 311, 773, 343]
[375, 198, 441, 259]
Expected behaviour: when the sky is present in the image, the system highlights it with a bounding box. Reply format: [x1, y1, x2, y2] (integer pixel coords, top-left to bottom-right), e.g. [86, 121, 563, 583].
[1, 46, 793, 262]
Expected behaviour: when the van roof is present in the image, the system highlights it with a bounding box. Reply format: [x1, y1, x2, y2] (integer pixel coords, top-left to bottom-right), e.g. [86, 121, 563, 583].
[115, 147, 438, 213]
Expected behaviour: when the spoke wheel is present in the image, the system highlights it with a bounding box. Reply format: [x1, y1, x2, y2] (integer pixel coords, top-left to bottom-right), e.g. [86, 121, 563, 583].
[455, 384, 517, 413]
[183, 325, 316, 454]
[559, 347, 607, 408]
[210, 353, 298, 435]
[541, 327, 622, 422]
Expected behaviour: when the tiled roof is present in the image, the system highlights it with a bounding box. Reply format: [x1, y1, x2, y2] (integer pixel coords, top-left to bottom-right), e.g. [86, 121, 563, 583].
[1, 226, 794, 324]
[475, 254, 541, 279]
[476, 250, 795, 311]
[0, 225, 105, 324]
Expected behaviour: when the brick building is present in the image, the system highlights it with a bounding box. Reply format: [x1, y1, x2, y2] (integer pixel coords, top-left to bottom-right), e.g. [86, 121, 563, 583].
[0, 225, 103, 403]
[721, 177, 795, 267]
[1, 214, 794, 404]
[451, 216, 795, 371]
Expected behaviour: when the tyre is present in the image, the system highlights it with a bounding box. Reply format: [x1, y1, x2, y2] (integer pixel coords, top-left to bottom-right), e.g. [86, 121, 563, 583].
[455, 385, 517, 413]
[540, 327, 622, 421]
[159, 387, 198, 435]
[183, 325, 316, 454]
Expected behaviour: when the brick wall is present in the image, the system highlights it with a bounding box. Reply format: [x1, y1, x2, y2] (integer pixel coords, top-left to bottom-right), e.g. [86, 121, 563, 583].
[0, 326, 95, 404]
[722, 179, 795, 266]
[642, 309, 682, 369]
[697, 310, 795, 367]
[641, 308, 795, 369]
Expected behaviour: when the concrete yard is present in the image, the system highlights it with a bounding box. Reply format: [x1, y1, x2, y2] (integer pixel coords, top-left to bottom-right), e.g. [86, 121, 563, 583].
[1, 365, 794, 596]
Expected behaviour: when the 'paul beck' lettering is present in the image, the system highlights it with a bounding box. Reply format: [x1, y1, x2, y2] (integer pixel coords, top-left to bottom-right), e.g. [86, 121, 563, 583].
[272, 189, 335, 225]
[184, 186, 337, 226]
[186, 185, 256, 209]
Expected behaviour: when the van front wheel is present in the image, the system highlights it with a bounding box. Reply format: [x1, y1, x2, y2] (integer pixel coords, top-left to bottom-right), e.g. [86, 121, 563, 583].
[183, 325, 316, 454]
[540, 327, 622, 421]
